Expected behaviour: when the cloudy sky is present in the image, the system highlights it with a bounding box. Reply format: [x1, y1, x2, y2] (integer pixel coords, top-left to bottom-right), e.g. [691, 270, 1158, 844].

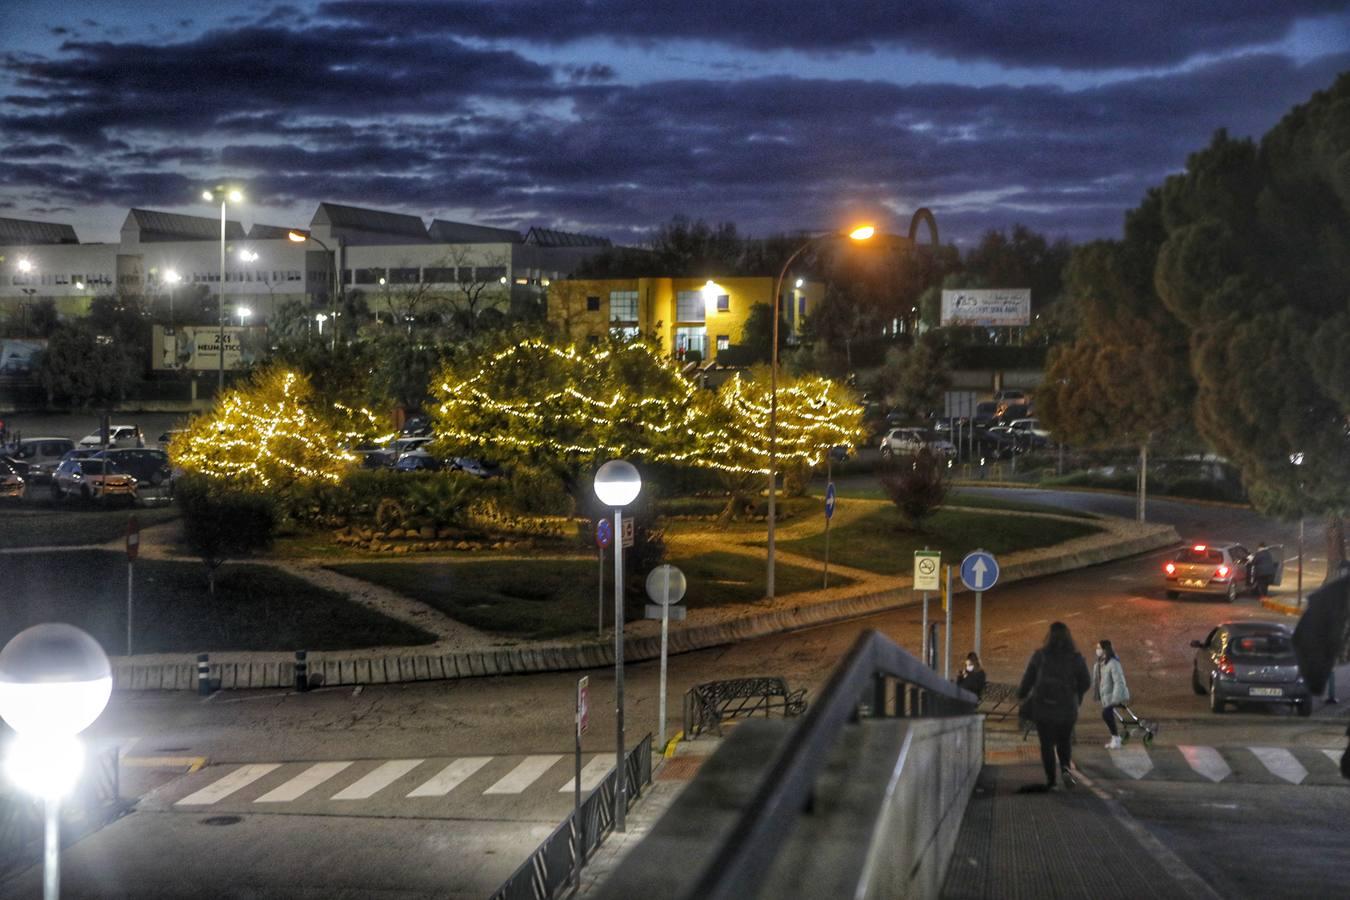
[2, 1, 1348, 246]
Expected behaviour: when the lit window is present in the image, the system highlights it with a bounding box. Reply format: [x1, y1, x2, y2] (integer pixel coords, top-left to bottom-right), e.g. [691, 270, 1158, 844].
[716, 294, 729, 312]
[716, 334, 730, 351]
[610, 291, 638, 322]
[676, 291, 705, 322]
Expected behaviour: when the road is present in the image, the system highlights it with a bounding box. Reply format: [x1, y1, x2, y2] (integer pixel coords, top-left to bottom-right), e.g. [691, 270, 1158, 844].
[5, 488, 1348, 897]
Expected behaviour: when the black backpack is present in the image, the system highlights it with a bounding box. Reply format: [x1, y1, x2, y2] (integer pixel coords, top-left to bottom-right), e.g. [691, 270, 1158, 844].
[1032, 652, 1078, 722]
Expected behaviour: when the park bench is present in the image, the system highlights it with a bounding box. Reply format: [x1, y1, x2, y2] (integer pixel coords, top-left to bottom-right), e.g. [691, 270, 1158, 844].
[682, 677, 808, 738]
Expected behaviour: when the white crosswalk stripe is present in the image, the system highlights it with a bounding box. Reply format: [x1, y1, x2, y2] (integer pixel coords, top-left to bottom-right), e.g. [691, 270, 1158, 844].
[1251, 747, 1308, 784]
[407, 757, 492, 798]
[256, 761, 353, 803]
[559, 755, 613, 793]
[1178, 745, 1231, 783]
[485, 755, 564, 794]
[1323, 749, 1344, 769]
[332, 759, 424, 801]
[1108, 745, 1153, 780]
[176, 763, 280, 806]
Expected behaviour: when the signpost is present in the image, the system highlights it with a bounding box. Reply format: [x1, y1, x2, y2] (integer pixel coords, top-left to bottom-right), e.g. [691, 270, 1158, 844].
[574, 675, 590, 888]
[645, 565, 687, 751]
[595, 518, 612, 636]
[960, 550, 1000, 658]
[823, 482, 837, 589]
[944, 566, 954, 678]
[125, 516, 139, 656]
[621, 517, 634, 548]
[914, 549, 939, 667]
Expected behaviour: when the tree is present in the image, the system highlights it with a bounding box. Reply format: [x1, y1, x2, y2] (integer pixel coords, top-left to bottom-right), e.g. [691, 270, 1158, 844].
[439, 246, 512, 336]
[878, 448, 950, 529]
[736, 302, 786, 364]
[871, 335, 951, 419]
[176, 475, 277, 594]
[36, 320, 139, 408]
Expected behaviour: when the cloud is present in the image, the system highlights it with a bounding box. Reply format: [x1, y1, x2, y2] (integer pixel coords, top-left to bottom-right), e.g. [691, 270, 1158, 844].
[319, 0, 1350, 70]
[1, 142, 73, 159]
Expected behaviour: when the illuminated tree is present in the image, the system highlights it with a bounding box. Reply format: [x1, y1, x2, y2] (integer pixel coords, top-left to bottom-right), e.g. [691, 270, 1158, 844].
[170, 367, 390, 492]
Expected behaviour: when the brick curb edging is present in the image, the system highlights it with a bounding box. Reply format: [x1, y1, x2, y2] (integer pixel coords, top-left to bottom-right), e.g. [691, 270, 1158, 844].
[111, 524, 1180, 691]
[1260, 597, 1302, 617]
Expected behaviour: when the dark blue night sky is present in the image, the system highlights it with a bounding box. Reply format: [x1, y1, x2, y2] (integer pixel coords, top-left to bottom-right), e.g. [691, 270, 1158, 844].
[2, 0, 1348, 245]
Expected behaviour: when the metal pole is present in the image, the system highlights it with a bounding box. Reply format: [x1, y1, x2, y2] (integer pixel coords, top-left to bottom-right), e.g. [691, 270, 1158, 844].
[1137, 442, 1148, 523]
[822, 507, 831, 590]
[332, 238, 342, 351]
[823, 458, 831, 589]
[974, 590, 983, 658]
[43, 795, 59, 900]
[1298, 517, 1305, 609]
[573, 679, 583, 890]
[218, 199, 226, 393]
[659, 567, 670, 750]
[944, 565, 953, 679]
[613, 508, 626, 833]
[597, 543, 604, 637]
[921, 591, 929, 665]
[127, 559, 134, 657]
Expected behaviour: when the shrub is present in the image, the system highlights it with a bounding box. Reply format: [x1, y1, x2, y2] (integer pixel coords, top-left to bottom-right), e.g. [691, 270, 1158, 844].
[877, 448, 950, 530]
[176, 475, 278, 594]
[502, 464, 575, 516]
[1161, 477, 1247, 503]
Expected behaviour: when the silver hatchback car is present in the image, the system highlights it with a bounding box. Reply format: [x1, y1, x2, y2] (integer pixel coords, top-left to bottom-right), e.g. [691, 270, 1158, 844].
[1190, 621, 1311, 716]
[1164, 542, 1275, 602]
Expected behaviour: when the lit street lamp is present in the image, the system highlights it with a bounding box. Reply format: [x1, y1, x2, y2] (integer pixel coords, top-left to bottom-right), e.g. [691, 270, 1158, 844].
[764, 224, 874, 599]
[238, 306, 252, 327]
[288, 231, 342, 351]
[163, 269, 181, 329]
[203, 186, 243, 393]
[0, 624, 112, 900]
[314, 312, 328, 336]
[593, 459, 641, 833]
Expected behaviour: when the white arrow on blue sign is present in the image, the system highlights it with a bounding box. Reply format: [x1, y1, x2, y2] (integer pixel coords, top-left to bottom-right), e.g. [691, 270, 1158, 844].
[824, 483, 837, 520]
[960, 550, 999, 591]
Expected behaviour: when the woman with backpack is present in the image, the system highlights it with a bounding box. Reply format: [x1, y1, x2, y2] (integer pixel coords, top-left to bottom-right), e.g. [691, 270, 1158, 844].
[1093, 639, 1130, 749]
[1018, 621, 1091, 790]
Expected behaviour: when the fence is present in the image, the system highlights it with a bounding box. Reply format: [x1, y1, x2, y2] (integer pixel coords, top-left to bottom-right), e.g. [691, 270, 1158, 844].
[490, 733, 654, 900]
[0, 745, 124, 879]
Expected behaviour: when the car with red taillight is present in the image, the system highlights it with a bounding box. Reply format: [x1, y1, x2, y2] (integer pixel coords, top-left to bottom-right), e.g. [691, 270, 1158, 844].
[1163, 541, 1268, 602]
[1191, 621, 1310, 715]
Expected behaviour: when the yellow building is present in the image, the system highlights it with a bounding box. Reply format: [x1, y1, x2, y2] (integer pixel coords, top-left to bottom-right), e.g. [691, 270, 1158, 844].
[546, 275, 824, 363]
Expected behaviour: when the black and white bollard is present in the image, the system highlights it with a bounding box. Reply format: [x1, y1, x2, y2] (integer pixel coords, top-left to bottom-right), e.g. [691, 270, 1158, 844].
[196, 653, 210, 696]
[294, 650, 309, 693]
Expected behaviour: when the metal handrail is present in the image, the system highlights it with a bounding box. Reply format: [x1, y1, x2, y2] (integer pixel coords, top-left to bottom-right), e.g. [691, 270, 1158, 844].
[686, 629, 977, 900]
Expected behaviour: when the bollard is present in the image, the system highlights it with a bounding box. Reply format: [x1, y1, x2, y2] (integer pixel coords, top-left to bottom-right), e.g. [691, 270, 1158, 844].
[196, 654, 210, 696]
[294, 650, 309, 692]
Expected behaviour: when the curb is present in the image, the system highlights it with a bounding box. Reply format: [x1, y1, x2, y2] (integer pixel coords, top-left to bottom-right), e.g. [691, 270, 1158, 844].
[951, 481, 1252, 511]
[111, 524, 1180, 692]
[1261, 597, 1303, 617]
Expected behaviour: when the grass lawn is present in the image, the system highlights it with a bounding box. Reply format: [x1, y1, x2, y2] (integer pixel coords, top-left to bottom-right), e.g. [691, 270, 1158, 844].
[0, 503, 180, 549]
[775, 505, 1101, 576]
[1, 550, 437, 654]
[830, 482, 1096, 519]
[330, 552, 849, 640]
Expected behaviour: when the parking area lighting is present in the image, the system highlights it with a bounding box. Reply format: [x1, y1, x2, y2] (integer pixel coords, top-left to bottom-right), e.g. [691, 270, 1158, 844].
[238, 250, 258, 263]
[287, 231, 307, 243]
[164, 270, 181, 285]
[849, 224, 876, 241]
[17, 259, 32, 273]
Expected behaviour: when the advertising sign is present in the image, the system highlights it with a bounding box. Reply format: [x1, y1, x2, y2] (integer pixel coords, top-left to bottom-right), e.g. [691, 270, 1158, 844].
[940, 289, 1031, 327]
[155, 325, 259, 371]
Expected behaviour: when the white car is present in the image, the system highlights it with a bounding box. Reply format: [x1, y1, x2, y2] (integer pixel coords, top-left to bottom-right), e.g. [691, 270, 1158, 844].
[78, 424, 143, 449]
[1007, 418, 1051, 438]
[9, 437, 76, 482]
[879, 428, 955, 459]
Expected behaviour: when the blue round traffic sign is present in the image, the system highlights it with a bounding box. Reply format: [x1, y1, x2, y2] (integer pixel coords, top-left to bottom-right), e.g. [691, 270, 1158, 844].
[960, 550, 999, 591]
[596, 518, 613, 548]
[824, 483, 837, 520]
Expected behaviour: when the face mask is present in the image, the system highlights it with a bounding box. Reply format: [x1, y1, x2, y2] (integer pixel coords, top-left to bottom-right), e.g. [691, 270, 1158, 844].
[965, 662, 975, 672]
[1096, 648, 1105, 659]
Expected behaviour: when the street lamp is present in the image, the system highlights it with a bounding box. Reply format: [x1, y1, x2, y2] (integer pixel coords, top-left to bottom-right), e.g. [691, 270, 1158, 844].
[238, 306, 252, 327]
[314, 312, 328, 336]
[0, 624, 112, 900]
[764, 223, 874, 598]
[593, 459, 641, 833]
[288, 231, 342, 351]
[203, 186, 243, 393]
[163, 269, 181, 329]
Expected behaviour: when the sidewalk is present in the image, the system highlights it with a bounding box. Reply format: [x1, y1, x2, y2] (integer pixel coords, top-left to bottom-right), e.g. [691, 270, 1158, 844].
[942, 727, 1218, 900]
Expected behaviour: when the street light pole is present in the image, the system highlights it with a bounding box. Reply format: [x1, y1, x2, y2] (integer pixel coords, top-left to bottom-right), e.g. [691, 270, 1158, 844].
[765, 224, 874, 599]
[204, 187, 242, 394]
[288, 231, 340, 350]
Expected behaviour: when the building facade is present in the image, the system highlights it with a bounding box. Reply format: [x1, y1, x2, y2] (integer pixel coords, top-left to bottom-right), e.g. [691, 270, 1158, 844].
[547, 275, 824, 363]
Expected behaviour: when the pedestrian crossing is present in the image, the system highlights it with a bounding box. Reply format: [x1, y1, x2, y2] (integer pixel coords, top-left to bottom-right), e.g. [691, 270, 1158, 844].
[168, 753, 619, 812]
[1073, 743, 1350, 787]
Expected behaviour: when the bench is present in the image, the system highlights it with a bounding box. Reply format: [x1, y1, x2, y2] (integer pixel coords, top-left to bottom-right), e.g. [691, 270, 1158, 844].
[683, 677, 808, 738]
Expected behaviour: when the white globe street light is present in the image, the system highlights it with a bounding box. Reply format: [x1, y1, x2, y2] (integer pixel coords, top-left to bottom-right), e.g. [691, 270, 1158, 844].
[0, 624, 112, 900]
[593, 459, 641, 833]
[644, 564, 687, 750]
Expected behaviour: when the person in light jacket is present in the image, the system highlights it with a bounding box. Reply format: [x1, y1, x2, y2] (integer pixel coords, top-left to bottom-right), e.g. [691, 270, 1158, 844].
[1093, 639, 1130, 749]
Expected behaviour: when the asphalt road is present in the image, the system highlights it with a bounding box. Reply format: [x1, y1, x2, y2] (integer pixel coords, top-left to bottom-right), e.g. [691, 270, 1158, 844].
[7, 488, 1348, 898]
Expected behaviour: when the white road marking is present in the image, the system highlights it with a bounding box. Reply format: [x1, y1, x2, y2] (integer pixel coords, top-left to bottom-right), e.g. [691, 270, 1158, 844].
[1109, 745, 1153, 780]
[407, 757, 492, 797]
[992, 628, 1012, 635]
[1097, 604, 1113, 610]
[256, 761, 353, 803]
[1028, 619, 1047, 626]
[485, 755, 564, 794]
[1108, 575, 1136, 582]
[331, 759, 424, 800]
[176, 764, 280, 806]
[1178, 745, 1231, 782]
[1065, 612, 1082, 617]
[1323, 749, 1344, 768]
[558, 756, 613, 793]
[1251, 747, 1307, 784]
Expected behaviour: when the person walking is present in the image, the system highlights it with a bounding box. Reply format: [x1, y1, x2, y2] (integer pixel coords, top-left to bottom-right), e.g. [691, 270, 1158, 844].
[957, 651, 987, 699]
[1251, 542, 1277, 599]
[1018, 621, 1091, 790]
[1093, 640, 1130, 749]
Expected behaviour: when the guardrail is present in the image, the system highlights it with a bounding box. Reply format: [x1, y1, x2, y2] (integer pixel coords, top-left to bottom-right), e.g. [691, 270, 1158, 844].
[489, 733, 653, 900]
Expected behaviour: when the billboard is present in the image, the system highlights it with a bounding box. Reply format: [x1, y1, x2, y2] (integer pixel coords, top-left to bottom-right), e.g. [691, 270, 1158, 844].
[154, 326, 262, 371]
[0, 340, 45, 378]
[940, 289, 1031, 327]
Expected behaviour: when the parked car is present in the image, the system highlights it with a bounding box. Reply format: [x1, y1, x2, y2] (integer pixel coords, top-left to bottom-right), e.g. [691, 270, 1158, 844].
[1190, 621, 1310, 715]
[95, 448, 173, 486]
[9, 437, 76, 482]
[0, 454, 32, 479]
[1163, 542, 1274, 602]
[992, 389, 1027, 405]
[157, 430, 186, 449]
[399, 415, 433, 437]
[993, 403, 1030, 425]
[879, 428, 955, 460]
[972, 401, 999, 428]
[452, 457, 503, 478]
[51, 458, 138, 503]
[394, 450, 446, 472]
[1007, 418, 1051, 439]
[77, 424, 144, 449]
[0, 458, 25, 499]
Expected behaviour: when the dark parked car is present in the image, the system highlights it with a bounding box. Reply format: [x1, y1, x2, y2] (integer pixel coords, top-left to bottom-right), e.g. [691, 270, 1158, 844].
[1191, 621, 1310, 715]
[95, 448, 173, 486]
[394, 450, 446, 472]
[0, 458, 25, 499]
[994, 403, 1030, 425]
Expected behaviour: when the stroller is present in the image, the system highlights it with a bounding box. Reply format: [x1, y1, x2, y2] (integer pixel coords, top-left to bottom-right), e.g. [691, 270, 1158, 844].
[1109, 703, 1157, 746]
